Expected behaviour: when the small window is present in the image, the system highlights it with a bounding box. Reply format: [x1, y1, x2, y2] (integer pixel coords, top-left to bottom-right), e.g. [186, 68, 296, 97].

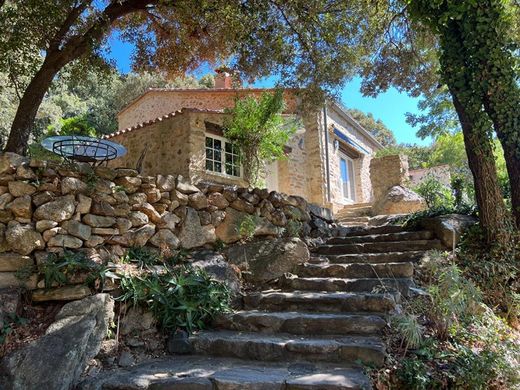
[205, 135, 241, 177]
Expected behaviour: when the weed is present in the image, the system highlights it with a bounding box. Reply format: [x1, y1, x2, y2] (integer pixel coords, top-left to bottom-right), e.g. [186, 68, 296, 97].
[284, 220, 302, 237]
[237, 214, 257, 241]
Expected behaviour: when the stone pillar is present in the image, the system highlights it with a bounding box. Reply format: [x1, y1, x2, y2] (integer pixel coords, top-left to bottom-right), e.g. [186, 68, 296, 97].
[370, 154, 409, 202]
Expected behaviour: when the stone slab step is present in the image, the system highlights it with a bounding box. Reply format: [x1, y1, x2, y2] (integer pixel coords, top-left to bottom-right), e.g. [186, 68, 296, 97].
[215, 310, 387, 335]
[78, 356, 371, 390]
[341, 225, 405, 237]
[244, 290, 397, 313]
[327, 230, 433, 244]
[326, 251, 425, 264]
[296, 262, 414, 279]
[316, 239, 444, 255]
[280, 275, 414, 296]
[189, 330, 386, 367]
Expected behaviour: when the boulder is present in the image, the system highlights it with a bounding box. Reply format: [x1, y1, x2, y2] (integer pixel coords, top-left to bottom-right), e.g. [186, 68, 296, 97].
[61, 177, 88, 195]
[8, 181, 37, 197]
[6, 195, 32, 219]
[215, 208, 279, 244]
[150, 229, 180, 249]
[34, 195, 76, 222]
[224, 238, 309, 283]
[420, 213, 477, 248]
[191, 251, 241, 296]
[372, 185, 427, 215]
[0, 294, 114, 390]
[178, 208, 216, 249]
[61, 220, 92, 241]
[5, 222, 44, 255]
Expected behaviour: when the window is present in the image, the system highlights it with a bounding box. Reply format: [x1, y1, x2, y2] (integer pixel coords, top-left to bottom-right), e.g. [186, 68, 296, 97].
[339, 153, 356, 202]
[205, 135, 241, 177]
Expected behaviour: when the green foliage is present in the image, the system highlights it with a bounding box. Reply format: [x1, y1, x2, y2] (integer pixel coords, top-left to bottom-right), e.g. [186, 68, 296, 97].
[375, 144, 432, 170]
[46, 115, 97, 137]
[118, 265, 230, 333]
[345, 108, 396, 146]
[39, 251, 106, 289]
[0, 314, 27, 346]
[237, 215, 257, 241]
[398, 204, 477, 229]
[121, 247, 161, 269]
[413, 174, 454, 209]
[224, 90, 296, 186]
[284, 220, 303, 238]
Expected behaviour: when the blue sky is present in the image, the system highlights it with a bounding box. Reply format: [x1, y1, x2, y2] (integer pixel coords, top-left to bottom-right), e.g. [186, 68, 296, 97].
[105, 33, 429, 146]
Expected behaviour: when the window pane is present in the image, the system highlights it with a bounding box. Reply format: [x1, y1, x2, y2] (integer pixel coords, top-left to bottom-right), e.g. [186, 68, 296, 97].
[206, 160, 213, 171]
[225, 162, 233, 175]
[214, 139, 222, 150]
[206, 149, 213, 159]
[214, 149, 221, 161]
[205, 137, 212, 147]
[215, 161, 222, 173]
[225, 142, 232, 153]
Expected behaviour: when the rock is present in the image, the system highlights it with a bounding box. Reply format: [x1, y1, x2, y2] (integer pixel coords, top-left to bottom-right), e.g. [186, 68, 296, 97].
[32, 285, 92, 302]
[61, 220, 92, 241]
[5, 222, 44, 255]
[76, 194, 92, 214]
[211, 210, 226, 226]
[223, 186, 238, 202]
[283, 205, 311, 222]
[115, 168, 138, 178]
[150, 229, 180, 249]
[0, 288, 21, 326]
[135, 202, 162, 224]
[48, 234, 83, 249]
[230, 198, 255, 214]
[145, 188, 161, 203]
[167, 330, 193, 354]
[240, 191, 260, 205]
[112, 190, 129, 203]
[32, 191, 54, 207]
[94, 166, 117, 180]
[207, 192, 229, 210]
[372, 185, 427, 215]
[0, 272, 37, 289]
[130, 224, 156, 247]
[0, 294, 114, 390]
[269, 210, 288, 227]
[171, 190, 189, 206]
[128, 211, 149, 227]
[128, 193, 148, 206]
[35, 220, 58, 232]
[91, 228, 119, 235]
[85, 235, 104, 248]
[189, 192, 208, 210]
[114, 176, 141, 194]
[156, 174, 176, 191]
[61, 177, 88, 195]
[93, 179, 115, 195]
[120, 306, 155, 337]
[34, 195, 76, 222]
[0, 153, 27, 174]
[178, 208, 216, 249]
[225, 238, 309, 283]
[0, 253, 33, 272]
[198, 211, 212, 225]
[16, 165, 37, 180]
[91, 201, 116, 217]
[0, 210, 14, 224]
[118, 351, 134, 367]
[162, 212, 181, 230]
[8, 181, 36, 197]
[6, 195, 32, 219]
[116, 218, 132, 234]
[308, 204, 333, 222]
[176, 176, 199, 194]
[0, 193, 14, 210]
[215, 208, 279, 244]
[83, 214, 116, 228]
[420, 213, 477, 248]
[191, 251, 241, 296]
[268, 191, 284, 207]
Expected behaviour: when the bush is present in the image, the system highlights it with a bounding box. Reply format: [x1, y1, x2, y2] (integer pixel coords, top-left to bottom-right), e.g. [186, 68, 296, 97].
[117, 248, 230, 333]
[413, 174, 454, 209]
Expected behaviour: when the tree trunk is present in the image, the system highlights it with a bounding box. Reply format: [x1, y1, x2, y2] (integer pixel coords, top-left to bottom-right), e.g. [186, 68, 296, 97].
[4, 57, 63, 155]
[451, 93, 509, 243]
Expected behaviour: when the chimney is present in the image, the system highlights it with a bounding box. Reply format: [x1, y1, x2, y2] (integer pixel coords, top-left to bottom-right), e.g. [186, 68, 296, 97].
[214, 70, 233, 89]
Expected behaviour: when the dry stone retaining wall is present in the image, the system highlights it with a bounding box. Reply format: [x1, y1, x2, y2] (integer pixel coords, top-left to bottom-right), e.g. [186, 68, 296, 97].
[0, 152, 330, 292]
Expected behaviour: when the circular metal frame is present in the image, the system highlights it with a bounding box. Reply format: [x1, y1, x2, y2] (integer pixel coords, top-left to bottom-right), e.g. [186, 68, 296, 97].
[41, 136, 127, 167]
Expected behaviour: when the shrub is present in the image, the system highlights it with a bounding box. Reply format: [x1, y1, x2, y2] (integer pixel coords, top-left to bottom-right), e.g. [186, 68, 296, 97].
[413, 174, 454, 209]
[237, 214, 257, 241]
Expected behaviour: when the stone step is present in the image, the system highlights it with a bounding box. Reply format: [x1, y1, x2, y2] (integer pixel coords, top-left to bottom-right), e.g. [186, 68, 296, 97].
[78, 355, 371, 390]
[326, 251, 425, 264]
[316, 239, 444, 255]
[295, 262, 414, 279]
[244, 290, 397, 313]
[328, 230, 433, 244]
[341, 225, 405, 237]
[215, 310, 387, 335]
[279, 275, 414, 296]
[189, 330, 386, 367]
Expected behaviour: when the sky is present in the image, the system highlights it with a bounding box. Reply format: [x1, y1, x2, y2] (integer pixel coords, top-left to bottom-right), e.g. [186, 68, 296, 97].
[105, 33, 430, 146]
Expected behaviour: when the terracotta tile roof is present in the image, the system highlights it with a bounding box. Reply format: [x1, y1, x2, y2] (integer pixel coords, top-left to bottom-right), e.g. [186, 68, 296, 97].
[103, 108, 224, 139]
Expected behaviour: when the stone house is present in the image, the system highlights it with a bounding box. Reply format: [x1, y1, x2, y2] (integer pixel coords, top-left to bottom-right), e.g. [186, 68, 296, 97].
[105, 73, 383, 213]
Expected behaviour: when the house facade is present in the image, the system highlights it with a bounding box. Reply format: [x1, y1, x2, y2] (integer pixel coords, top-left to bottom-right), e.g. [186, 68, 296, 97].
[105, 75, 382, 213]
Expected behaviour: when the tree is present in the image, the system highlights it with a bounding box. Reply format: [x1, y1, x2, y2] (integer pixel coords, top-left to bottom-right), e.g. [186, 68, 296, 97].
[346, 108, 396, 146]
[375, 143, 432, 170]
[223, 90, 296, 187]
[0, 0, 378, 154]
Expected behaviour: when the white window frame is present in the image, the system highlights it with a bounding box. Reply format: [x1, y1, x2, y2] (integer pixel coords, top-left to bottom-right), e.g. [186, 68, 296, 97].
[205, 133, 242, 178]
[339, 152, 356, 202]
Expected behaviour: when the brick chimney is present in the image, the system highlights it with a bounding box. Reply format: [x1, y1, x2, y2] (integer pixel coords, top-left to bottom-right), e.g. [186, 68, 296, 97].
[214, 70, 233, 89]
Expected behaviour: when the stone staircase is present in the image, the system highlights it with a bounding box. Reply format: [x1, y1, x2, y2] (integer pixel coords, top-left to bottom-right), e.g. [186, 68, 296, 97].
[81, 223, 444, 389]
[182, 224, 444, 389]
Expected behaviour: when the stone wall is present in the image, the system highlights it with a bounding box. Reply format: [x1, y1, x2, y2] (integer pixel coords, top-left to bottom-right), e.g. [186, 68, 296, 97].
[0, 152, 329, 291]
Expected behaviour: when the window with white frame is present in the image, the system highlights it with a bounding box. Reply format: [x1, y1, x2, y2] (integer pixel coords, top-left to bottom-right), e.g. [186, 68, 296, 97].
[205, 135, 241, 177]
